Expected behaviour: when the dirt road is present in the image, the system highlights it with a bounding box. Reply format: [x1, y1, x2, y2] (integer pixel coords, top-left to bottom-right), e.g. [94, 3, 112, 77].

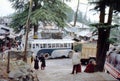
[32, 58, 117, 81]
[33, 58, 84, 81]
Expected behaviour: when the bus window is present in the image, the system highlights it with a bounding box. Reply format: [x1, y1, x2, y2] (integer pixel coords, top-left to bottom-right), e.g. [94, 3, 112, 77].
[36, 44, 39, 48]
[67, 43, 71, 48]
[48, 44, 51, 48]
[69, 43, 71, 47]
[64, 43, 67, 48]
[60, 43, 63, 48]
[40, 44, 43, 48]
[39, 44, 41, 48]
[43, 44, 47, 48]
[56, 43, 59, 48]
[52, 44, 55, 48]
[33, 44, 35, 49]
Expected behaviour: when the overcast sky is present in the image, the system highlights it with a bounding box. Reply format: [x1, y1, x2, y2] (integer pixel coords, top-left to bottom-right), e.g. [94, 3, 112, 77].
[0, 0, 89, 17]
[0, 0, 15, 17]
[0, 0, 99, 22]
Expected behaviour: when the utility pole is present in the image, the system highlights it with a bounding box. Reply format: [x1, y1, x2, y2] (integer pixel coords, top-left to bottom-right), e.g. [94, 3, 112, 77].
[23, 0, 33, 62]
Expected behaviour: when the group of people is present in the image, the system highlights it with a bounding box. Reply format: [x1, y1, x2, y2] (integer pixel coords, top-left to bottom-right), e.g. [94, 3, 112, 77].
[33, 55, 46, 70]
[71, 50, 96, 74]
[32, 50, 96, 73]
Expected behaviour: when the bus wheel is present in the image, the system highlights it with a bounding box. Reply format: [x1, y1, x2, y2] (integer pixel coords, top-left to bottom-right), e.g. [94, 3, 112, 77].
[105, 70, 109, 74]
[44, 53, 50, 59]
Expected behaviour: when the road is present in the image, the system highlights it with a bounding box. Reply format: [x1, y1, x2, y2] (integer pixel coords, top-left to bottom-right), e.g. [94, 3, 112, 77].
[32, 58, 85, 81]
[31, 58, 117, 81]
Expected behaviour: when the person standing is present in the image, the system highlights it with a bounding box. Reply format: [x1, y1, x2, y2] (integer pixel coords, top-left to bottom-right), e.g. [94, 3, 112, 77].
[34, 56, 39, 70]
[71, 51, 81, 74]
[39, 55, 46, 70]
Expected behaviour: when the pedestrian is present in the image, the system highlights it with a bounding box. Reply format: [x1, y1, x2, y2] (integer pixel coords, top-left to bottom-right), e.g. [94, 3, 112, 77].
[84, 59, 96, 73]
[39, 55, 46, 70]
[34, 56, 39, 70]
[71, 50, 81, 74]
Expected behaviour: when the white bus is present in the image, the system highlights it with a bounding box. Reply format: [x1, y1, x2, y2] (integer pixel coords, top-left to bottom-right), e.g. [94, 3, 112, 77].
[22, 39, 74, 58]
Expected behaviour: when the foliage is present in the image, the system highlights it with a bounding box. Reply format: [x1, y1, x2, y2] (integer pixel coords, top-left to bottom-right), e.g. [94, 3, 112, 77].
[112, 14, 120, 24]
[74, 44, 82, 52]
[66, 10, 91, 26]
[66, 9, 74, 22]
[77, 11, 91, 25]
[90, 23, 119, 28]
[89, 23, 119, 37]
[108, 38, 117, 44]
[89, 0, 120, 12]
[110, 27, 120, 43]
[9, 0, 72, 32]
[10, 10, 28, 32]
[89, 0, 120, 71]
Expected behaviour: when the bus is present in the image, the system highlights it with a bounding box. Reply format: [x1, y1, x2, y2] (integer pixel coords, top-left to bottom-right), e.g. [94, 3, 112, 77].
[104, 45, 120, 80]
[22, 39, 75, 58]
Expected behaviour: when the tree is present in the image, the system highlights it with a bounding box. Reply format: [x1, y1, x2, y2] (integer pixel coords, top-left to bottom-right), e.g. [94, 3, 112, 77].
[110, 27, 120, 44]
[90, 0, 120, 71]
[9, 0, 72, 62]
[73, 0, 80, 26]
[9, 0, 72, 33]
[23, 0, 33, 62]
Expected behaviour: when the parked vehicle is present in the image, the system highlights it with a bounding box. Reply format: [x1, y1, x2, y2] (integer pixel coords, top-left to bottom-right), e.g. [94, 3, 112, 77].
[22, 39, 74, 58]
[73, 42, 97, 65]
[104, 46, 120, 80]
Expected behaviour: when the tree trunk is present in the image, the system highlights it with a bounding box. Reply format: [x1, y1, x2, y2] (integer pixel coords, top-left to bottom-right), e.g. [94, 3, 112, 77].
[32, 1, 39, 38]
[33, 24, 38, 36]
[23, 19, 30, 62]
[95, 4, 113, 71]
[95, 28, 110, 71]
[73, 0, 79, 26]
[95, 4, 106, 71]
[23, 0, 32, 62]
[33, 24, 38, 39]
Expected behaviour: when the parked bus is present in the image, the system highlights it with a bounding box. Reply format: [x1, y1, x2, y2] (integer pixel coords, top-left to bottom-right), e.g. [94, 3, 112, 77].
[22, 39, 74, 58]
[104, 45, 120, 80]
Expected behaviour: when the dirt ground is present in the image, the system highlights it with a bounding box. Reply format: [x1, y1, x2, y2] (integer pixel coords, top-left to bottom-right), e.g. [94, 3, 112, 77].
[0, 57, 118, 81]
[31, 58, 117, 81]
[32, 58, 84, 81]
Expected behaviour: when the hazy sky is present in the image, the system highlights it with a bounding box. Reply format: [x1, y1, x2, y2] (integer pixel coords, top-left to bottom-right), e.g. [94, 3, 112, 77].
[0, 0, 89, 17]
[0, 0, 98, 22]
[0, 0, 15, 17]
